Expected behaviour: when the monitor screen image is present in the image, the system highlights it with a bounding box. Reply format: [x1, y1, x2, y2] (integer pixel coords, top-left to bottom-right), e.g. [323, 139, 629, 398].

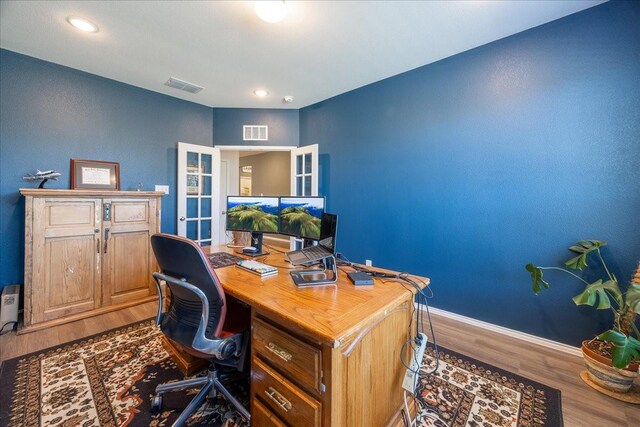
[279, 196, 325, 240]
[226, 196, 280, 233]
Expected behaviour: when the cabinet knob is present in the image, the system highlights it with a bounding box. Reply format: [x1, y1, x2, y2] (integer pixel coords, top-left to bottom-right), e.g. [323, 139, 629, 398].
[179, 216, 186, 221]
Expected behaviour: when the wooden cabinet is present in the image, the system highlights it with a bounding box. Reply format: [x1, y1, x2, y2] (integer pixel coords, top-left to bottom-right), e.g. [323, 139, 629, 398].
[252, 317, 323, 393]
[20, 189, 163, 333]
[250, 305, 412, 427]
[252, 317, 323, 427]
[252, 356, 322, 427]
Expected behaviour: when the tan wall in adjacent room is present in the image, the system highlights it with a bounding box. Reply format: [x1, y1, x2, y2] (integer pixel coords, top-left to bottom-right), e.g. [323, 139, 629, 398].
[239, 151, 290, 196]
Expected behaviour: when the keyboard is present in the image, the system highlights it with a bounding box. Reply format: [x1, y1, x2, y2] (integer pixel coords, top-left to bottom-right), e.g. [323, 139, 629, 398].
[286, 245, 331, 265]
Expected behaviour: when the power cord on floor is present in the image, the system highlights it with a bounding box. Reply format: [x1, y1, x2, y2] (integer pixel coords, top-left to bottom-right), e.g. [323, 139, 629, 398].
[0, 321, 17, 336]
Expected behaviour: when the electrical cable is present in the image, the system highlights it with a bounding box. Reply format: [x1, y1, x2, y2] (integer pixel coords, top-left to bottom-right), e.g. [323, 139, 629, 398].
[341, 259, 443, 427]
[263, 243, 286, 253]
[0, 321, 17, 336]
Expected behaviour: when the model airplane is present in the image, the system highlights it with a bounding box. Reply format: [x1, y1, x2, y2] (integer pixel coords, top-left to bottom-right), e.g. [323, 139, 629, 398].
[23, 170, 62, 188]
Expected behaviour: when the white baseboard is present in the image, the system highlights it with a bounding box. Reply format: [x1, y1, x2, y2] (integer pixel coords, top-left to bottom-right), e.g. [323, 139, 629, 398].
[423, 305, 582, 357]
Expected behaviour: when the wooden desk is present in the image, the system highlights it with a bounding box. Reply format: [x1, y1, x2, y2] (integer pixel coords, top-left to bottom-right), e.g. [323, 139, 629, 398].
[209, 246, 429, 427]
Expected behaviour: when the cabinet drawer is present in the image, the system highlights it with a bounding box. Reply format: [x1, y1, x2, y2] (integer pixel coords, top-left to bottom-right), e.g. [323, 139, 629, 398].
[252, 398, 287, 427]
[253, 357, 321, 427]
[253, 317, 322, 393]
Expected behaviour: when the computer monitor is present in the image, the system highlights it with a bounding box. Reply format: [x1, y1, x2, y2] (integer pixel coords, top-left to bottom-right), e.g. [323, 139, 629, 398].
[288, 213, 339, 286]
[318, 212, 338, 255]
[226, 196, 279, 255]
[279, 196, 325, 242]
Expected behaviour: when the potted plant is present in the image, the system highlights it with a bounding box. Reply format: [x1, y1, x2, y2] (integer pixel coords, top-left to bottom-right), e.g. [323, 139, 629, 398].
[526, 240, 640, 393]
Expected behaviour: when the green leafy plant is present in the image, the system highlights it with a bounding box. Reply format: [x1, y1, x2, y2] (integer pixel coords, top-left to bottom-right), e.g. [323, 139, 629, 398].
[526, 240, 640, 369]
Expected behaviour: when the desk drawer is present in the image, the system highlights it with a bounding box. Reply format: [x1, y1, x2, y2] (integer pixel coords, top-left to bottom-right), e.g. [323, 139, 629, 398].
[253, 357, 321, 427]
[253, 317, 322, 392]
[252, 399, 287, 427]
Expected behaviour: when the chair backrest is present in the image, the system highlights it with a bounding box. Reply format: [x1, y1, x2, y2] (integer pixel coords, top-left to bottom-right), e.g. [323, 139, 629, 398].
[150, 233, 227, 349]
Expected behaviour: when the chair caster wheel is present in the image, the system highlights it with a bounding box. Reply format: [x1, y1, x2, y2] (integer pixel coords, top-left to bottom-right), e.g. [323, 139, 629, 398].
[151, 395, 163, 413]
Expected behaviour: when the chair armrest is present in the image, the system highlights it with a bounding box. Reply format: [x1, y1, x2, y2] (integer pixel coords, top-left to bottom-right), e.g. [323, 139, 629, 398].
[152, 272, 241, 359]
[152, 273, 165, 326]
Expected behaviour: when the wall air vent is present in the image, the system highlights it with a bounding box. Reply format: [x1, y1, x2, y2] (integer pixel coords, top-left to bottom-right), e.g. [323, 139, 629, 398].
[164, 77, 204, 94]
[243, 125, 268, 141]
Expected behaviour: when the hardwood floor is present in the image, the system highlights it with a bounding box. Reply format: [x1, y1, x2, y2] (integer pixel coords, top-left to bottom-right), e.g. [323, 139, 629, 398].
[0, 301, 157, 362]
[1, 302, 638, 426]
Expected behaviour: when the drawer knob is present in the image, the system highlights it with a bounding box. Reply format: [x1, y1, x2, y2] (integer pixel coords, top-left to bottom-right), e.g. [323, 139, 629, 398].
[265, 386, 292, 413]
[266, 342, 293, 362]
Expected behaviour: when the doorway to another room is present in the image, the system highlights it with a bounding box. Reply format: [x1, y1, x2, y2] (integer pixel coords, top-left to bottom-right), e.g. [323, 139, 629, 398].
[176, 142, 319, 248]
[223, 149, 292, 248]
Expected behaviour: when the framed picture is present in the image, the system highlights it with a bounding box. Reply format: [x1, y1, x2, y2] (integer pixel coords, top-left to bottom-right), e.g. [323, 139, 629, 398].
[70, 159, 120, 190]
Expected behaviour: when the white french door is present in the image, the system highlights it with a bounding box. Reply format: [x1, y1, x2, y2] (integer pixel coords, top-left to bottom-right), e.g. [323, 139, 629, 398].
[290, 144, 319, 197]
[290, 144, 319, 249]
[177, 142, 221, 246]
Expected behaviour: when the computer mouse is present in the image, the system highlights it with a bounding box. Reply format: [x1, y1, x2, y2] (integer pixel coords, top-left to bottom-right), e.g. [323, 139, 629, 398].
[242, 246, 258, 253]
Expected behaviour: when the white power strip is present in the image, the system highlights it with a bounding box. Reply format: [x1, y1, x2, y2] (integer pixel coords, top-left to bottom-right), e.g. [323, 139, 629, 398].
[402, 332, 428, 393]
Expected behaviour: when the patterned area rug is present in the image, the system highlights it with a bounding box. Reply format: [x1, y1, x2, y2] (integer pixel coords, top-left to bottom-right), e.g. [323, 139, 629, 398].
[416, 346, 563, 426]
[0, 321, 562, 427]
[0, 320, 248, 427]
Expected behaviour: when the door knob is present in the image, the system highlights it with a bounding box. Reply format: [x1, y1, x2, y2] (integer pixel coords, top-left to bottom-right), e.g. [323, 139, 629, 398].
[179, 216, 186, 221]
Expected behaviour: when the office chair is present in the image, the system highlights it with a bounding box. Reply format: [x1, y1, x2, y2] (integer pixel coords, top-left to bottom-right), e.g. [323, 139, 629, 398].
[150, 233, 251, 426]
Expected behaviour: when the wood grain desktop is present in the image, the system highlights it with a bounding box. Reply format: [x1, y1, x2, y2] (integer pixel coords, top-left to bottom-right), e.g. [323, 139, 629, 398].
[209, 245, 429, 426]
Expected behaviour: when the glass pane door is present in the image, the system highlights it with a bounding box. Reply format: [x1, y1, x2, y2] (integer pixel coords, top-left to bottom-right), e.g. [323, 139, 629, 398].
[177, 142, 220, 246]
[291, 145, 318, 197]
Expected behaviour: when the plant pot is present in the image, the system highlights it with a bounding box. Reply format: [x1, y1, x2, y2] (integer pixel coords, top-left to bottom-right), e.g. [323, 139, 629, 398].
[581, 340, 639, 393]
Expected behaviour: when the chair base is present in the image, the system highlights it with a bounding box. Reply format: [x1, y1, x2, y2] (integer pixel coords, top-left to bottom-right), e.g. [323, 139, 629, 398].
[152, 365, 250, 427]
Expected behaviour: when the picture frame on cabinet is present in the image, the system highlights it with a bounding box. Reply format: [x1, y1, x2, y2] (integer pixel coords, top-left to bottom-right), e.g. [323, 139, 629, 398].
[70, 159, 120, 190]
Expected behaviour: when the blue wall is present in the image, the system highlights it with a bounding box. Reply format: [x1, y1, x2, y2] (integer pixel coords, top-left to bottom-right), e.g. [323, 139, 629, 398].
[300, 0, 640, 346]
[0, 50, 298, 290]
[213, 108, 299, 147]
[1, 1, 638, 347]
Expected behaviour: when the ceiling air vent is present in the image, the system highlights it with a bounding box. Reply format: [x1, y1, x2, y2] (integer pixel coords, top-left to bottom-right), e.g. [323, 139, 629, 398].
[243, 125, 268, 141]
[164, 77, 204, 94]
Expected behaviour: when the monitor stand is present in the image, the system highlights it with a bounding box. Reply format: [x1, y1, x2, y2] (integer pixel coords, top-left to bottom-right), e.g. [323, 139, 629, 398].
[290, 255, 337, 287]
[242, 232, 269, 257]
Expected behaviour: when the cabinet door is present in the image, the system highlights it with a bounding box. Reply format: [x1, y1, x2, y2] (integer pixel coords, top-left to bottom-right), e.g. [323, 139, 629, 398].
[31, 198, 102, 324]
[102, 198, 158, 306]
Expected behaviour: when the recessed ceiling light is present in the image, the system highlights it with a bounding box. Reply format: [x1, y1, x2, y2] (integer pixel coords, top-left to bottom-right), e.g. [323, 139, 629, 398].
[67, 16, 99, 33]
[254, 1, 287, 23]
[254, 89, 269, 97]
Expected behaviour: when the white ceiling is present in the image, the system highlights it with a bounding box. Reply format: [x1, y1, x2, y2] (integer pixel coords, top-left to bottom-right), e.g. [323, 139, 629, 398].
[0, 1, 604, 109]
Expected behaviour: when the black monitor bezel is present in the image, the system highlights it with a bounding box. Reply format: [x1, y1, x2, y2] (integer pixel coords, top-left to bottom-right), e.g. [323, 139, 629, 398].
[225, 195, 280, 233]
[278, 195, 326, 240]
[318, 212, 338, 254]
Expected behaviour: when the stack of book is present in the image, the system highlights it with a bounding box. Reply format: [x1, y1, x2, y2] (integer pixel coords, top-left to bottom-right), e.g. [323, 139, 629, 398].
[236, 259, 278, 278]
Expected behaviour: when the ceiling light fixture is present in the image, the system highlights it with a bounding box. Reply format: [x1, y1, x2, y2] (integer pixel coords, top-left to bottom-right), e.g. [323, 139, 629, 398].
[254, 1, 287, 24]
[254, 89, 269, 97]
[66, 16, 99, 33]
